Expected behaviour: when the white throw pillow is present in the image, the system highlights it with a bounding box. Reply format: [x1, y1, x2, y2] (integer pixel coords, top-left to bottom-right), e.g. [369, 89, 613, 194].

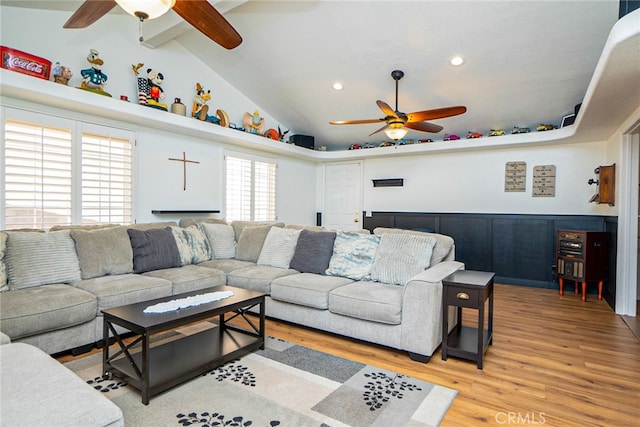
[326, 231, 380, 281]
[371, 233, 436, 286]
[257, 227, 301, 269]
[169, 225, 212, 265]
[202, 223, 236, 259]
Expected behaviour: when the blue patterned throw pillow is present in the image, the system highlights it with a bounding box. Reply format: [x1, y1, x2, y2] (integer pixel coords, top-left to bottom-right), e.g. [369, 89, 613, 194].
[326, 231, 380, 280]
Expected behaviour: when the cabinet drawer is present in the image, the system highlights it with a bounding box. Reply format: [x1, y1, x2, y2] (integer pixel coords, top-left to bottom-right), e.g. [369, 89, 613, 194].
[445, 285, 482, 308]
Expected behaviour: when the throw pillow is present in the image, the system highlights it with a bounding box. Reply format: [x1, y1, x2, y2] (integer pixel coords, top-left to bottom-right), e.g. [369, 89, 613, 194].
[178, 218, 227, 228]
[169, 225, 212, 265]
[127, 227, 181, 274]
[373, 227, 454, 265]
[326, 231, 380, 281]
[370, 233, 437, 286]
[257, 227, 301, 269]
[0, 232, 7, 292]
[201, 223, 236, 259]
[230, 220, 284, 241]
[71, 226, 134, 279]
[5, 230, 82, 290]
[289, 229, 336, 274]
[235, 225, 272, 262]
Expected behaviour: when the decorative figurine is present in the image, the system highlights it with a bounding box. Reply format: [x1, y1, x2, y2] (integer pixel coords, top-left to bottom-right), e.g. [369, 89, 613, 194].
[278, 125, 289, 142]
[132, 63, 167, 111]
[78, 49, 110, 96]
[192, 83, 219, 124]
[243, 110, 265, 135]
[52, 62, 72, 85]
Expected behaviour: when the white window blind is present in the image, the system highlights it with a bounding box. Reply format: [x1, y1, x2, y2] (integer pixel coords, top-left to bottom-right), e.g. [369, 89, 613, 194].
[3, 119, 73, 229]
[81, 132, 132, 225]
[225, 154, 276, 221]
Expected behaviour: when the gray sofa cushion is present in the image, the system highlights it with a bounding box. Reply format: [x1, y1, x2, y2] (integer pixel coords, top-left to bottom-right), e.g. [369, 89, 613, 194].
[0, 342, 124, 427]
[230, 220, 284, 241]
[143, 265, 226, 295]
[227, 265, 299, 294]
[373, 227, 454, 265]
[5, 230, 82, 290]
[127, 227, 181, 273]
[75, 274, 172, 311]
[257, 227, 301, 268]
[235, 225, 272, 262]
[271, 273, 353, 309]
[289, 229, 336, 274]
[329, 281, 403, 325]
[198, 258, 256, 274]
[201, 223, 236, 259]
[0, 284, 97, 339]
[370, 233, 436, 286]
[71, 226, 134, 279]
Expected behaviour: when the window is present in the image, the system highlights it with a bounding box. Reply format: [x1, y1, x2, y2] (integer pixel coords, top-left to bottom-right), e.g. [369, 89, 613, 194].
[2, 108, 134, 229]
[225, 153, 276, 221]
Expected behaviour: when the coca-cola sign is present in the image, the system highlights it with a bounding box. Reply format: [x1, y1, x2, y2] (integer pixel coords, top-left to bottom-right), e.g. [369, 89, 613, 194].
[1, 46, 51, 80]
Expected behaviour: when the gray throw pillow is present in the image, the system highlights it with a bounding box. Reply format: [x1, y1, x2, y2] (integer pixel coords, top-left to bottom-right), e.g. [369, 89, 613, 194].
[257, 227, 301, 269]
[370, 233, 436, 286]
[5, 230, 82, 290]
[127, 227, 181, 273]
[71, 226, 134, 279]
[235, 225, 272, 262]
[289, 229, 336, 274]
[201, 223, 236, 259]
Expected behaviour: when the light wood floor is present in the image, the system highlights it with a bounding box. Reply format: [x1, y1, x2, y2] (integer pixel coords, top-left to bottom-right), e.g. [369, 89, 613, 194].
[57, 284, 640, 426]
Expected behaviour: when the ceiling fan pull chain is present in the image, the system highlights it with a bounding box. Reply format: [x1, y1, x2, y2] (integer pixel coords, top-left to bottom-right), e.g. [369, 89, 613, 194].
[138, 16, 144, 43]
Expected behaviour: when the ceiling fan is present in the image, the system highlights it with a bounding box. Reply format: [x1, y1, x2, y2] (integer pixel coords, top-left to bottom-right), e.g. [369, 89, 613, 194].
[63, 0, 242, 49]
[330, 70, 466, 140]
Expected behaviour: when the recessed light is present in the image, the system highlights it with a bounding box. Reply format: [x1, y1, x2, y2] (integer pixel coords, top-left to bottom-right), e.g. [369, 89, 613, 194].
[332, 82, 343, 91]
[450, 55, 465, 66]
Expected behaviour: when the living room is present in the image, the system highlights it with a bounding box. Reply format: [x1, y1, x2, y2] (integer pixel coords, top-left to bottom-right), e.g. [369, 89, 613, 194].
[1, 1, 639, 426]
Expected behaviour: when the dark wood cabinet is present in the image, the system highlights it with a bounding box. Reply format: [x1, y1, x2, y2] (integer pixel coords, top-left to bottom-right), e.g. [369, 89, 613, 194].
[556, 230, 608, 301]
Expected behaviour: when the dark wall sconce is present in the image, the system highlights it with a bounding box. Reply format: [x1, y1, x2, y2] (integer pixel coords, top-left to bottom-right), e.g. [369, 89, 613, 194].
[372, 178, 404, 187]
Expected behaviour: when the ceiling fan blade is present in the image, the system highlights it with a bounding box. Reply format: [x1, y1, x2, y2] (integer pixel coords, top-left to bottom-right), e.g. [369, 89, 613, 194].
[405, 121, 444, 133]
[173, 0, 242, 49]
[407, 106, 467, 123]
[63, 0, 117, 28]
[329, 119, 385, 125]
[369, 124, 390, 137]
[376, 100, 397, 118]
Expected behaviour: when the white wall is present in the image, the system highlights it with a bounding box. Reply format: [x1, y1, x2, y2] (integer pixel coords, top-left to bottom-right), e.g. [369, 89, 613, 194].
[0, 6, 317, 225]
[361, 141, 615, 215]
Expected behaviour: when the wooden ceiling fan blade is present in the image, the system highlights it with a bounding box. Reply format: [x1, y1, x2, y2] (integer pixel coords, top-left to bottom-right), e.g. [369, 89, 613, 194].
[376, 100, 397, 118]
[369, 124, 390, 137]
[407, 106, 467, 123]
[329, 119, 384, 125]
[63, 0, 117, 28]
[405, 122, 443, 133]
[173, 0, 242, 49]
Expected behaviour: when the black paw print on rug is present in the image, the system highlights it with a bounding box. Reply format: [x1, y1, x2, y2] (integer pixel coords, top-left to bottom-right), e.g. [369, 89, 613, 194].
[363, 371, 423, 411]
[176, 412, 281, 426]
[86, 373, 127, 393]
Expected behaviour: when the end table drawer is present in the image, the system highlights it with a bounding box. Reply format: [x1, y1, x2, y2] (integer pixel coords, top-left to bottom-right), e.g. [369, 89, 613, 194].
[445, 285, 482, 308]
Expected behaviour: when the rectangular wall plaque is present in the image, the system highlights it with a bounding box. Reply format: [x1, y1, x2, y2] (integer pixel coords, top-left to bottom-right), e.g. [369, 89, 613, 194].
[532, 165, 556, 197]
[505, 161, 526, 192]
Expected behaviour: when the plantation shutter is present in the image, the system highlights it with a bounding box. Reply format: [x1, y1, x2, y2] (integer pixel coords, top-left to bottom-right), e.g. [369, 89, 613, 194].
[225, 154, 276, 221]
[3, 119, 73, 229]
[81, 130, 132, 225]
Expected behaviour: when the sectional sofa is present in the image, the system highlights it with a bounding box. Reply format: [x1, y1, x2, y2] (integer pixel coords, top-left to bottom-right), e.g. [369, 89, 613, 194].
[0, 219, 463, 362]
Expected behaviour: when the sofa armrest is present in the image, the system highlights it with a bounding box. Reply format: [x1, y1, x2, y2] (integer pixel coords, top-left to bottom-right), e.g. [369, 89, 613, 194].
[400, 261, 465, 358]
[0, 331, 11, 345]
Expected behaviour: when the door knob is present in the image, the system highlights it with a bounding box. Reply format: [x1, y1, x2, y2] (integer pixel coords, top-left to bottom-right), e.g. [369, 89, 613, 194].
[354, 218, 359, 223]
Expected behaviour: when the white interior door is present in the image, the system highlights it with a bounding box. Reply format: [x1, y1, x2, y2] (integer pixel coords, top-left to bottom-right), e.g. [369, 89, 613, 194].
[323, 162, 363, 231]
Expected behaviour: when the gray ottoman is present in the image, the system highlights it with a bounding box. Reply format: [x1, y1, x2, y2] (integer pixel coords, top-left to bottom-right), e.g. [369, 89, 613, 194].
[0, 342, 123, 427]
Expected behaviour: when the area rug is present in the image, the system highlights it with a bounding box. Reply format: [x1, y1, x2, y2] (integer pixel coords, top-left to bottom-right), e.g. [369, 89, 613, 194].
[64, 332, 457, 427]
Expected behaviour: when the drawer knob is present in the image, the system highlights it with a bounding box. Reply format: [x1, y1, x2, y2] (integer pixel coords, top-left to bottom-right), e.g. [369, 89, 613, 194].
[456, 292, 469, 300]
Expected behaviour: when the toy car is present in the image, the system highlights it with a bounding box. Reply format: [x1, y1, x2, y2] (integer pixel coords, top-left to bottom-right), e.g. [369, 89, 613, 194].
[511, 126, 531, 134]
[363, 142, 376, 149]
[466, 131, 483, 139]
[379, 141, 395, 147]
[418, 138, 434, 143]
[488, 129, 505, 136]
[443, 134, 460, 141]
[348, 143, 362, 150]
[536, 124, 555, 131]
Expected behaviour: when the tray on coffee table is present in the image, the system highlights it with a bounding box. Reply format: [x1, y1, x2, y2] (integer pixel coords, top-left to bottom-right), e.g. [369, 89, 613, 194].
[101, 285, 265, 404]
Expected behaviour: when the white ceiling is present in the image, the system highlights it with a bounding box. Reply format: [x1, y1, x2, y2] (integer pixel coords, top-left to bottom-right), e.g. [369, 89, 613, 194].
[3, 1, 630, 151]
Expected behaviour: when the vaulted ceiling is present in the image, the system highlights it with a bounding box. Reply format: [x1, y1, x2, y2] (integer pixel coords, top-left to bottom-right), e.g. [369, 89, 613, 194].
[4, 1, 634, 151]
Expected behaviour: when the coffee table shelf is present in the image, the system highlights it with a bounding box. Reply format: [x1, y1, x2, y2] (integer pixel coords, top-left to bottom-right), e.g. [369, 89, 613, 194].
[102, 286, 265, 404]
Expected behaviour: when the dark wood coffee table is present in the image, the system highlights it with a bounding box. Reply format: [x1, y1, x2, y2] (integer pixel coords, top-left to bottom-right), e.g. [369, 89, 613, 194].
[101, 285, 265, 404]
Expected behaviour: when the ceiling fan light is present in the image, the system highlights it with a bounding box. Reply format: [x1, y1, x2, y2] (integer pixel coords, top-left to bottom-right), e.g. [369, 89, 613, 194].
[115, 0, 176, 20]
[384, 127, 408, 140]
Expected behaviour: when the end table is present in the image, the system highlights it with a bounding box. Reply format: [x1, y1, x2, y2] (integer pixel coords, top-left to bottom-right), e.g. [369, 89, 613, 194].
[441, 270, 495, 369]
